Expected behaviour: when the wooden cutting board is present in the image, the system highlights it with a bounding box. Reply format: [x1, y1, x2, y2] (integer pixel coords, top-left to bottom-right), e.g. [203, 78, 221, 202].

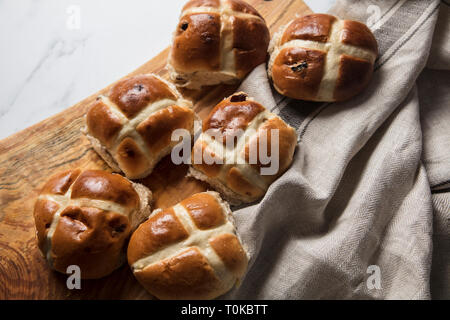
[0, 0, 311, 300]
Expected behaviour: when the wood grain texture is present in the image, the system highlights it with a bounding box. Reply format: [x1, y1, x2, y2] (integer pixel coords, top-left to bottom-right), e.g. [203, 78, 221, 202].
[0, 0, 311, 300]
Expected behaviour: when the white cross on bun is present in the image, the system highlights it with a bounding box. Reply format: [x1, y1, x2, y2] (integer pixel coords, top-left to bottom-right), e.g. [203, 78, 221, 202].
[269, 14, 378, 102]
[167, 0, 270, 89]
[189, 92, 298, 205]
[33, 169, 152, 279]
[83, 74, 196, 179]
[128, 191, 248, 300]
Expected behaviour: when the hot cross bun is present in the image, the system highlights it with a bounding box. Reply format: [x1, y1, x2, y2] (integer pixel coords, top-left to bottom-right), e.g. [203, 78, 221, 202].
[189, 92, 298, 205]
[167, 0, 270, 89]
[84, 74, 196, 179]
[268, 14, 378, 102]
[128, 191, 248, 300]
[33, 169, 152, 279]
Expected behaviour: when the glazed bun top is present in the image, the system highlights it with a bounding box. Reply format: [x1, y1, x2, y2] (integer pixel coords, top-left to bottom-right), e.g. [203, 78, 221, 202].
[191, 92, 298, 205]
[168, 0, 270, 88]
[85, 74, 195, 179]
[128, 191, 248, 300]
[269, 14, 378, 102]
[33, 169, 151, 279]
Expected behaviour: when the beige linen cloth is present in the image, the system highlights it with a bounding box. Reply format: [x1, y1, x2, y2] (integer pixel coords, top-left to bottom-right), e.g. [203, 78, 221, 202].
[222, 0, 449, 299]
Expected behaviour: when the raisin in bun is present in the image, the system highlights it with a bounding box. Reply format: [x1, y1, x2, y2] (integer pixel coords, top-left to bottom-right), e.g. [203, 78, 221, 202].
[268, 14, 378, 102]
[167, 0, 270, 89]
[189, 92, 298, 205]
[33, 169, 152, 279]
[128, 191, 248, 300]
[83, 74, 196, 179]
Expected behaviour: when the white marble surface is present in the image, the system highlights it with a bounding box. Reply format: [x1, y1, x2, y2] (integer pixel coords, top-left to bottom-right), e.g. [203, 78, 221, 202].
[0, 0, 334, 140]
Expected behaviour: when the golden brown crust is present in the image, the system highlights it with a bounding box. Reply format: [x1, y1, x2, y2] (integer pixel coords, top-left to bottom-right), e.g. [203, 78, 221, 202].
[71, 170, 140, 210]
[127, 192, 247, 299]
[340, 20, 378, 55]
[133, 248, 221, 300]
[169, 0, 269, 88]
[191, 93, 298, 204]
[171, 13, 222, 73]
[33, 199, 60, 252]
[209, 233, 247, 277]
[203, 94, 265, 144]
[226, 167, 265, 199]
[127, 208, 189, 265]
[281, 14, 336, 44]
[51, 206, 131, 279]
[86, 100, 124, 148]
[188, 167, 247, 205]
[115, 137, 151, 179]
[191, 141, 224, 178]
[181, 193, 225, 230]
[334, 54, 374, 102]
[232, 16, 270, 79]
[270, 14, 378, 102]
[243, 117, 297, 174]
[271, 47, 326, 101]
[136, 105, 195, 154]
[109, 75, 177, 119]
[33, 169, 151, 279]
[226, 0, 263, 18]
[40, 169, 81, 195]
[85, 74, 194, 180]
